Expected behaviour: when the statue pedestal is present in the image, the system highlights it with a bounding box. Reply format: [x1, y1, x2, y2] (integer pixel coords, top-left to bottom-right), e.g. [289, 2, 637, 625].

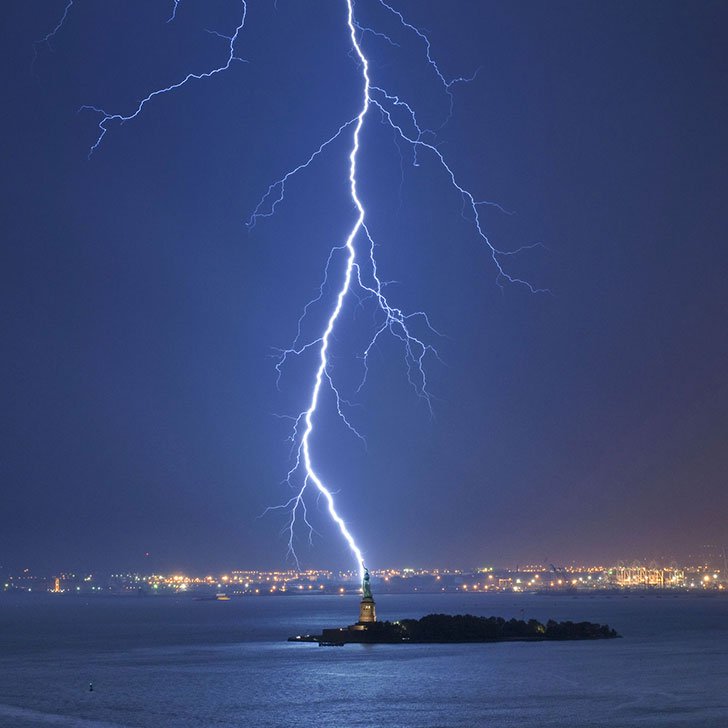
[358, 596, 376, 624]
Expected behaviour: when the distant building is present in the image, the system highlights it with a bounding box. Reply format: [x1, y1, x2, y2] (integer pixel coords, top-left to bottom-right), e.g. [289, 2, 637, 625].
[610, 565, 685, 588]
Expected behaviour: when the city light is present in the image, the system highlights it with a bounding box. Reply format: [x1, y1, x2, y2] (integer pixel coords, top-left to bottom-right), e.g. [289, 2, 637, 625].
[2, 561, 724, 598]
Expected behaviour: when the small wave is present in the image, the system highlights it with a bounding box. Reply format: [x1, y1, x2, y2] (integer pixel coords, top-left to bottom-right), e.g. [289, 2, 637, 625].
[0, 702, 128, 727]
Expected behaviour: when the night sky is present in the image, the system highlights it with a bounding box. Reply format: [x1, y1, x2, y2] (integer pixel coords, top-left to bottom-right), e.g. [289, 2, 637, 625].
[2, 1, 727, 574]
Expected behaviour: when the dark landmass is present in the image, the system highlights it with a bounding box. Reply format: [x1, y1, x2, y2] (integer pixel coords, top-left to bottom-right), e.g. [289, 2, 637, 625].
[289, 613, 619, 645]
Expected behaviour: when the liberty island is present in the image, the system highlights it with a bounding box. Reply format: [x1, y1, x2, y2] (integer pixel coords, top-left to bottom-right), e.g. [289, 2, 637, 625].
[288, 569, 619, 645]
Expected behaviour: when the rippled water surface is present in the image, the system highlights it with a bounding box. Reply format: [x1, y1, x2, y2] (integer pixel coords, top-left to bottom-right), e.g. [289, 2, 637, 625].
[0, 592, 726, 727]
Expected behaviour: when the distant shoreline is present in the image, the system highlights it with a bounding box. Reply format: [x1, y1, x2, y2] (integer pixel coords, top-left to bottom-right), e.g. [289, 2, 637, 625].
[1, 589, 725, 599]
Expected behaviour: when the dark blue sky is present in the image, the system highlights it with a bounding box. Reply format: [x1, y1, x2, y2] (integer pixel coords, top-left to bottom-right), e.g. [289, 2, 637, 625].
[2, 0, 727, 573]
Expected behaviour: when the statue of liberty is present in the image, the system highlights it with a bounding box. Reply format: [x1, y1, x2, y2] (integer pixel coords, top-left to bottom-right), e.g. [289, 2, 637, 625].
[358, 567, 376, 624]
[362, 567, 373, 599]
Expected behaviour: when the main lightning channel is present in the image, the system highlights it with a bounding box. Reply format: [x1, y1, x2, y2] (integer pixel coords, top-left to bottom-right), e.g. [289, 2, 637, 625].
[257, 1, 545, 576]
[289, 0, 371, 582]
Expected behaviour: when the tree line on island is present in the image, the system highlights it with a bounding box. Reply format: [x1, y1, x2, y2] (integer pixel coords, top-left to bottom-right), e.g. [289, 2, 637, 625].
[378, 614, 618, 642]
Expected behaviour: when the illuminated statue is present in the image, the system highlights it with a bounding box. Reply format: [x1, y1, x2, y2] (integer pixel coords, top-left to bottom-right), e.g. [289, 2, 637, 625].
[362, 567, 373, 599]
[358, 567, 376, 624]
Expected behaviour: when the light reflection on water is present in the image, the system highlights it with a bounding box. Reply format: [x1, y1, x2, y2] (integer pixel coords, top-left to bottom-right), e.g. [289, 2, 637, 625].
[0, 592, 726, 727]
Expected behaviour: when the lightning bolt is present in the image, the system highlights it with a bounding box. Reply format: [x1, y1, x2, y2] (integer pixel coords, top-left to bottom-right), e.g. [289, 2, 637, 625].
[79, 2, 249, 159]
[254, 1, 546, 580]
[32, 0, 74, 75]
[52, 0, 544, 582]
[167, 1, 182, 24]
